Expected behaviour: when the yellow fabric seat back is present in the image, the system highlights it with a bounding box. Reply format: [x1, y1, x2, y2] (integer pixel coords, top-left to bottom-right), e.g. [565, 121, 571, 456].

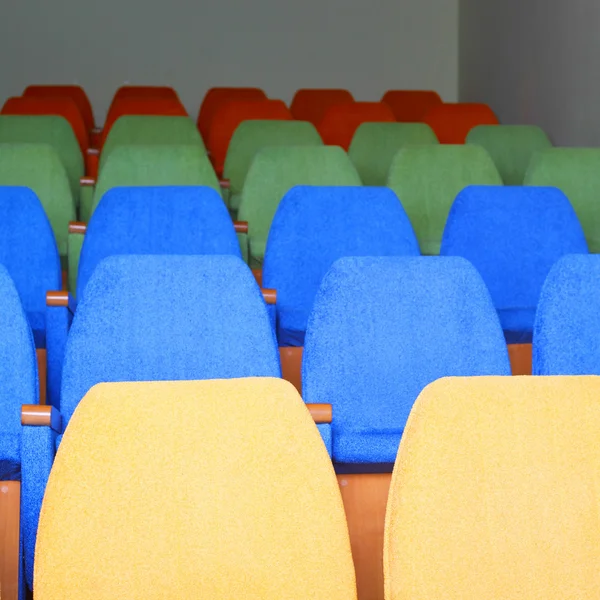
[385, 376, 600, 600]
[35, 378, 356, 600]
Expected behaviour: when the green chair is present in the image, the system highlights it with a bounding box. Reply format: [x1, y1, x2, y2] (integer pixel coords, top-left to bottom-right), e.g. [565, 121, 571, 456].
[0, 143, 76, 259]
[387, 145, 502, 255]
[223, 120, 323, 212]
[524, 148, 600, 252]
[467, 125, 552, 185]
[0, 115, 83, 210]
[238, 146, 361, 265]
[348, 122, 438, 186]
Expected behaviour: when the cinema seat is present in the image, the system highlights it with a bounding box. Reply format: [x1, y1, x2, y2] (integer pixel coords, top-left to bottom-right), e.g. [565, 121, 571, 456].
[424, 102, 499, 144]
[381, 90, 442, 122]
[290, 89, 354, 125]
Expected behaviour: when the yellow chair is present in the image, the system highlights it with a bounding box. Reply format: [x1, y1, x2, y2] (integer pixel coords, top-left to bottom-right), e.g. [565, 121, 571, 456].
[385, 375, 600, 600]
[33, 378, 356, 600]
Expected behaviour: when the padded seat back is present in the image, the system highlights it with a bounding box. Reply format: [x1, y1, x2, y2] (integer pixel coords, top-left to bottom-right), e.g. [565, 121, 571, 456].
[23, 85, 94, 131]
[290, 89, 354, 125]
[381, 90, 442, 122]
[424, 103, 499, 144]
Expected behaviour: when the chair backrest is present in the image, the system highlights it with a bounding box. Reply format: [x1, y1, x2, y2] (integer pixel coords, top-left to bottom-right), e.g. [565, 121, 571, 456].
[381, 90, 442, 122]
[263, 186, 420, 345]
[387, 144, 502, 255]
[238, 146, 362, 262]
[385, 375, 600, 600]
[35, 378, 356, 600]
[348, 122, 438, 186]
[111, 85, 179, 102]
[207, 99, 292, 176]
[302, 256, 510, 463]
[441, 186, 587, 342]
[533, 254, 600, 375]
[467, 125, 552, 185]
[0, 143, 75, 256]
[524, 148, 600, 252]
[424, 102, 499, 144]
[78, 186, 241, 298]
[317, 102, 396, 150]
[197, 87, 267, 140]
[23, 85, 94, 131]
[223, 120, 323, 196]
[290, 89, 354, 125]
[61, 255, 280, 425]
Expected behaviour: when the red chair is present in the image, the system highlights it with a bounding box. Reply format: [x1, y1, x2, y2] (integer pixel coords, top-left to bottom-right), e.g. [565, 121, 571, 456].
[381, 90, 442, 122]
[290, 89, 354, 126]
[424, 103, 499, 144]
[111, 85, 179, 102]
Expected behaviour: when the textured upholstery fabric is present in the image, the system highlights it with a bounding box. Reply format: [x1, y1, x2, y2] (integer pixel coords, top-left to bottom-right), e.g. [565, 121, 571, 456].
[197, 87, 267, 140]
[385, 376, 600, 600]
[387, 144, 502, 255]
[207, 100, 292, 176]
[35, 379, 356, 600]
[0, 144, 75, 257]
[111, 85, 179, 102]
[290, 89, 354, 125]
[263, 186, 420, 346]
[238, 146, 361, 262]
[348, 122, 438, 186]
[317, 102, 396, 150]
[524, 148, 600, 252]
[533, 255, 600, 375]
[380, 90, 442, 122]
[302, 257, 510, 464]
[78, 186, 241, 298]
[467, 125, 551, 185]
[24, 85, 95, 131]
[441, 186, 587, 343]
[423, 103, 499, 144]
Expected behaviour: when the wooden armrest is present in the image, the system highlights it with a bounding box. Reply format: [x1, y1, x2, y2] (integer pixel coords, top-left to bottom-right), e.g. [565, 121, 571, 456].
[69, 221, 87, 235]
[86, 148, 100, 156]
[234, 221, 248, 234]
[46, 291, 76, 314]
[261, 288, 276, 305]
[80, 176, 96, 186]
[91, 127, 102, 135]
[21, 405, 62, 431]
[219, 178, 230, 189]
[307, 404, 332, 424]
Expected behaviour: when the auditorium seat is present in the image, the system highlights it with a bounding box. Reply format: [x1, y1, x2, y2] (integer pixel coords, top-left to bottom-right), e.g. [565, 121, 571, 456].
[387, 145, 502, 254]
[223, 120, 322, 212]
[467, 124, 552, 184]
[385, 376, 600, 599]
[524, 148, 600, 252]
[290, 88, 354, 125]
[348, 122, 438, 185]
[424, 102, 499, 143]
[381, 90, 442, 122]
[32, 378, 354, 600]
[317, 102, 396, 150]
[110, 85, 179, 102]
[207, 99, 292, 177]
[237, 146, 361, 265]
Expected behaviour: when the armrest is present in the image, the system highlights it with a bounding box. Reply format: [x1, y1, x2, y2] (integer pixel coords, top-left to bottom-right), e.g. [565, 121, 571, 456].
[91, 127, 102, 135]
[307, 404, 332, 424]
[219, 178, 230, 189]
[68, 221, 87, 235]
[86, 148, 100, 156]
[21, 405, 62, 432]
[80, 176, 96, 186]
[47, 291, 76, 315]
[252, 269, 263, 287]
[261, 288, 276, 305]
[234, 221, 248, 234]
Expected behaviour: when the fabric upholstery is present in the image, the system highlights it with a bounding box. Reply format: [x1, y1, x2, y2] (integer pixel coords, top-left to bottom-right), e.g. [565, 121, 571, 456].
[441, 186, 587, 343]
[238, 146, 361, 262]
[467, 124, 551, 185]
[385, 375, 600, 600]
[23, 85, 94, 131]
[348, 122, 438, 186]
[524, 148, 600, 252]
[423, 103, 499, 144]
[302, 256, 510, 464]
[263, 186, 420, 346]
[35, 379, 356, 600]
[111, 85, 179, 102]
[387, 144, 502, 255]
[290, 89, 354, 125]
[380, 90, 442, 122]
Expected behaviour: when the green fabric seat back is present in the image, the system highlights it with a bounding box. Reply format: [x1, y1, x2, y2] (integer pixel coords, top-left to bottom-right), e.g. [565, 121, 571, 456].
[467, 125, 552, 185]
[238, 145, 361, 261]
[0, 143, 75, 256]
[348, 122, 439, 186]
[524, 148, 600, 252]
[387, 145, 502, 255]
[0, 115, 83, 205]
[99, 116, 204, 172]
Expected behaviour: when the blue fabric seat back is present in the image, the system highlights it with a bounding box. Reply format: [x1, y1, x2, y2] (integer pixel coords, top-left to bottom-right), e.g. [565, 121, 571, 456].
[302, 256, 511, 463]
[61, 255, 281, 426]
[441, 186, 588, 343]
[78, 186, 241, 298]
[263, 186, 420, 345]
[533, 254, 600, 375]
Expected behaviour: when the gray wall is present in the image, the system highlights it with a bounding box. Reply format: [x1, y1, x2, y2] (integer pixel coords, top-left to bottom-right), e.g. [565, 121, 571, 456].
[0, 0, 458, 125]
[460, 0, 600, 146]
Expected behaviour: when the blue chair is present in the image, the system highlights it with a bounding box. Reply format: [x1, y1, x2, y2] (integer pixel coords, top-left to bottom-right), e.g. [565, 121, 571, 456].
[441, 186, 588, 344]
[533, 254, 600, 375]
[302, 256, 511, 464]
[262, 186, 420, 346]
[21, 254, 280, 592]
